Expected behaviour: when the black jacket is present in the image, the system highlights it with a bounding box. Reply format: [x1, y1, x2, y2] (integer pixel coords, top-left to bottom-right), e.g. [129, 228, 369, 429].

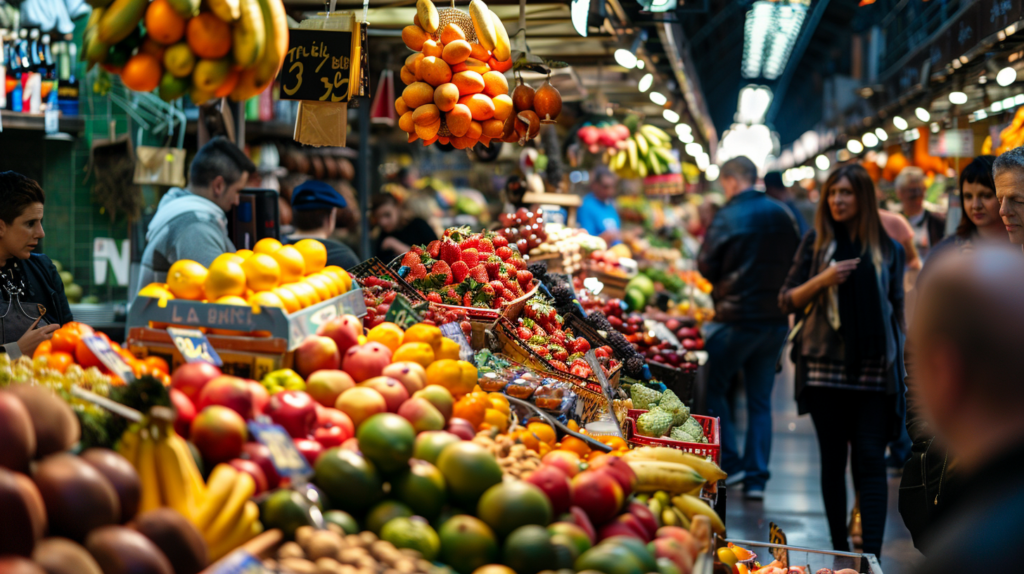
[1, 253, 74, 327]
[697, 190, 801, 323]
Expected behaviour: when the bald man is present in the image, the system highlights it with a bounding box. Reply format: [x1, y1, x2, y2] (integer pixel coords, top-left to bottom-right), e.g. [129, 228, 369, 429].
[909, 245, 1024, 573]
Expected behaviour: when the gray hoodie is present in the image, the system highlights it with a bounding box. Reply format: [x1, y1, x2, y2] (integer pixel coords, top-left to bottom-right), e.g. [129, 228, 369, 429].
[137, 187, 235, 293]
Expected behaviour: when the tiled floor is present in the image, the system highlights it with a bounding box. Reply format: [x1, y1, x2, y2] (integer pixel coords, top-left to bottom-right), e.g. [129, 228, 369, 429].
[717, 364, 924, 574]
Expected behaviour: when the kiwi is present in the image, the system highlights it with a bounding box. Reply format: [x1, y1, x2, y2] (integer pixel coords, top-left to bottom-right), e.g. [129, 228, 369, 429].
[131, 509, 208, 574]
[32, 538, 104, 574]
[4, 384, 79, 457]
[32, 454, 120, 541]
[0, 391, 36, 472]
[85, 526, 174, 574]
[80, 449, 141, 523]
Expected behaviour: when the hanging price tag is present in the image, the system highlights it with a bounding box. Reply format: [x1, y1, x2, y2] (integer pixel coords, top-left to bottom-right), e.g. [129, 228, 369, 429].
[167, 327, 223, 366]
[248, 421, 313, 480]
[440, 322, 474, 361]
[82, 335, 136, 383]
[384, 294, 426, 329]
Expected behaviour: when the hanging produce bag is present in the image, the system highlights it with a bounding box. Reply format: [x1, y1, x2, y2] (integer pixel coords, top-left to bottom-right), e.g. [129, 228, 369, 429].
[133, 147, 187, 187]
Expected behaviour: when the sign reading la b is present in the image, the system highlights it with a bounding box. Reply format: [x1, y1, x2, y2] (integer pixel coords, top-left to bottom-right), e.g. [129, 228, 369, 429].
[94, 238, 130, 287]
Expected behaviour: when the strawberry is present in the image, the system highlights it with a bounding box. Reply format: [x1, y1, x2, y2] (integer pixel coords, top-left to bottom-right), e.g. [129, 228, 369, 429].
[432, 260, 453, 284]
[451, 261, 470, 283]
[481, 283, 496, 297]
[458, 236, 479, 251]
[488, 280, 505, 294]
[508, 258, 526, 271]
[469, 265, 489, 283]
[501, 288, 516, 300]
[401, 252, 421, 267]
[550, 360, 568, 372]
[411, 245, 424, 255]
[484, 258, 502, 280]
[594, 346, 610, 359]
[461, 320, 472, 335]
[408, 263, 428, 280]
[493, 296, 506, 308]
[427, 292, 443, 304]
[571, 364, 592, 378]
[427, 240, 441, 258]
[461, 248, 480, 267]
[517, 326, 533, 340]
[446, 288, 459, 302]
[533, 324, 547, 338]
[570, 338, 591, 354]
[550, 331, 567, 346]
[495, 246, 513, 261]
[551, 346, 568, 362]
[531, 345, 550, 358]
[517, 270, 533, 288]
[463, 292, 474, 306]
[571, 357, 589, 370]
[501, 278, 519, 296]
[492, 235, 509, 248]
[478, 238, 494, 253]
[439, 239, 462, 265]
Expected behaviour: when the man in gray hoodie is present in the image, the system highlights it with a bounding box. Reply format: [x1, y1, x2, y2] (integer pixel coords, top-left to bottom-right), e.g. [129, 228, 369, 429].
[138, 137, 256, 291]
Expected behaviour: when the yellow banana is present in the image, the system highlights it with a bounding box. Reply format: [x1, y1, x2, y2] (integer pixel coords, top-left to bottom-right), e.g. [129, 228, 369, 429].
[672, 494, 725, 535]
[232, 0, 266, 68]
[469, 0, 497, 51]
[229, 0, 287, 100]
[634, 132, 649, 156]
[489, 10, 510, 62]
[194, 464, 239, 532]
[629, 460, 706, 494]
[415, 0, 439, 34]
[640, 124, 671, 144]
[155, 437, 191, 518]
[168, 434, 206, 507]
[116, 425, 139, 466]
[672, 507, 692, 529]
[203, 471, 255, 543]
[626, 137, 638, 172]
[208, 0, 240, 21]
[207, 500, 260, 560]
[625, 447, 728, 483]
[136, 429, 162, 513]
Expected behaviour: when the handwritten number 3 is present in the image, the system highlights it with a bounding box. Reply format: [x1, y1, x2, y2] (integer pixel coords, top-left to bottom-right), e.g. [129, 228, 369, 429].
[283, 62, 303, 96]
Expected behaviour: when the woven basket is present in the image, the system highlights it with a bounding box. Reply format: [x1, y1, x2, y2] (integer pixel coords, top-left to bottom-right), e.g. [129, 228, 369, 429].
[352, 257, 425, 302]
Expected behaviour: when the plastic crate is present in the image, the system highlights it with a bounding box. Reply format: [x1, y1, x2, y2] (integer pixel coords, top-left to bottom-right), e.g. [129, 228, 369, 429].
[623, 409, 721, 465]
[647, 361, 697, 405]
[722, 539, 884, 574]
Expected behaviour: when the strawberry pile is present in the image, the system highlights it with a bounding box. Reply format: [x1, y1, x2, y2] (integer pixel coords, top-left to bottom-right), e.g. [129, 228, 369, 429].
[401, 226, 534, 310]
[359, 275, 401, 329]
[514, 297, 619, 379]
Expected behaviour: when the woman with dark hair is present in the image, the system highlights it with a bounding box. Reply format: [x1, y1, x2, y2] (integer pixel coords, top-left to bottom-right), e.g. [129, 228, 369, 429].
[779, 163, 906, 559]
[370, 192, 438, 263]
[0, 171, 72, 357]
[933, 155, 1005, 253]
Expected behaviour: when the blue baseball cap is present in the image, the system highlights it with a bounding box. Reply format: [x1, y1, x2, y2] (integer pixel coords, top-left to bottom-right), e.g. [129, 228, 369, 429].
[291, 180, 347, 210]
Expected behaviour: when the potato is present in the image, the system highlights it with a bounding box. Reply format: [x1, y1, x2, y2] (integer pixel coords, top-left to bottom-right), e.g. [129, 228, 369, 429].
[308, 531, 344, 561]
[280, 542, 306, 560]
[280, 557, 318, 574]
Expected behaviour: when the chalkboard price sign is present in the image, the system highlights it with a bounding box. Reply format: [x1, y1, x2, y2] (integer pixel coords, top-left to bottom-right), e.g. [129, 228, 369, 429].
[278, 29, 356, 103]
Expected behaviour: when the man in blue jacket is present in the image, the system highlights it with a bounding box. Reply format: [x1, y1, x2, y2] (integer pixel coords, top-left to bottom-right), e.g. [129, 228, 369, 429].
[697, 155, 801, 500]
[578, 166, 621, 245]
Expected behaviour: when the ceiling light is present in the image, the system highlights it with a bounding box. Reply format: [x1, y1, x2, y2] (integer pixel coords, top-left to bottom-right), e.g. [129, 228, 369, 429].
[570, 0, 590, 37]
[862, 133, 879, 147]
[706, 164, 720, 181]
[638, 73, 653, 92]
[847, 139, 864, 154]
[649, 91, 667, 105]
[930, 122, 940, 133]
[675, 123, 692, 137]
[915, 107, 931, 122]
[637, 60, 645, 69]
[736, 84, 772, 125]
[678, 131, 694, 143]
[992, 101, 1004, 112]
[742, 1, 807, 80]
[949, 91, 968, 105]
[685, 143, 703, 157]
[874, 128, 888, 141]
[1004, 96, 1016, 108]
[696, 154, 710, 170]
[997, 66, 1017, 86]
[893, 116, 908, 130]
[663, 109, 680, 123]
[614, 49, 637, 69]
[717, 123, 775, 170]
[815, 154, 830, 171]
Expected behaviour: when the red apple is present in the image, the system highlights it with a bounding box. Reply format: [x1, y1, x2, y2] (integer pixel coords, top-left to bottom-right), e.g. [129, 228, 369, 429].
[171, 362, 222, 402]
[264, 390, 319, 439]
[381, 362, 427, 395]
[656, 527, 700, 561]
[446, 417, 476, 440]
[294, 438, 324, 465]
[295, 335, 341, 378]
[306, 370, 356, 408]
[651, 537, 694, 573]
[598, 521, 645, 541]
[627, 501, 658, 540]
[317, 314, 363, 356]
[197, 375, 255, 420]
[587, 455, 637, 496]
[616, 514, 651, 541]
[524, 463, 572, 515]
[241, 442, 281, 489]
[249, 381, 269, 415]
[571, 469, 624, 525]
[169, 388, 195, 438]
[568, 506, 597, 544]
[191, 405, 247, 465]
[542, 450, 582, 477]
[342, 342, 393, 382]
[228, 458, 269, 494]
[314, 408, 355, 448]
[359, 376, 409, 412]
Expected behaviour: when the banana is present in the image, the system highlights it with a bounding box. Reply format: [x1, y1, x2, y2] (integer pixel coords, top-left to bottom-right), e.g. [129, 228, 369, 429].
[209, 0, 240, 21]
[230, 0, 286, 100]
[115, 425, 139, 466]
[640, 124, 671, 144]
[97, 0, 147, 44]
[672, 494, 725, 535]
[634, 132, 649, 156]
[207, 500, 260, 560]
[626, 137, 638, 171]
[652, 146, 676, 166]
[194, 464, 239, 532]
[416, 0, 439, 34]
[647, 496, 663, 524]
[637, 155, 648, 178]
[203, 471, 255, 543]
[136, 429, 162, 514]
[155, 436, 193, 519]
[628, 449, 728, 483]
[469, 0, 497, 51]
[672, 507, 692, 529]
[233, 0, 266, 67]
[489, 10, 510, 62]
[166, 0, 199, 18]
[629, 460, 705, 494]
[168, 434, 206, 507]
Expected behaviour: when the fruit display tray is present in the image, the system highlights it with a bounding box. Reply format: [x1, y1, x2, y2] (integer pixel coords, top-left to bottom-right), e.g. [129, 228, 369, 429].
[352, 257, 426, 303]
[126, 327, 291, 382]
[623, 410, 721, 465]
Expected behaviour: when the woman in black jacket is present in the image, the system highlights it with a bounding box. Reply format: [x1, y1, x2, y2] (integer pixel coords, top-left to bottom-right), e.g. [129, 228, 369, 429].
[0, 172, 73, 357]
[779, 163, 906, 560]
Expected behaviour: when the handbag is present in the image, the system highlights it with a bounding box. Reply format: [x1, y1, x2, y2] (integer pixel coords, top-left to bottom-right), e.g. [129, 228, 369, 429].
[776, 300, 814, 373]
[133, 146, 186, 187]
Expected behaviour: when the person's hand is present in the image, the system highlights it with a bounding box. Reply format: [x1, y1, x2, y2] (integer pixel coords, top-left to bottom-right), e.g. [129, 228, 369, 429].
[817, 258, 860, 287]
[382, 236, 410, 253]
[17, 316, 60, 357]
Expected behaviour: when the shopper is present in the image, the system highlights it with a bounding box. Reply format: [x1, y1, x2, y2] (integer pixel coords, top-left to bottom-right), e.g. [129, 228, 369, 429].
[927, 156, 1005, 256]
[578, 166, 622, 245]
[138, 137, 256, 288]
[878, 209, 921, 288]
[779, 163, 906, 559]
[895, 166, 945, 259]
[0, 172, 70, 357]
[909, 245, 1024, 574]
[994, 146, 1024, 249]
[764, 171, 809, 236]
[282, 180, 359, 270]
[370, 192, 438, 264]
[697, 156, 801, 500]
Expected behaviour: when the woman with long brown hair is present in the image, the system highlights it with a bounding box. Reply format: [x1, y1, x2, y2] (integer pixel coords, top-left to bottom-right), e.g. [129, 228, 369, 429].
[779, 163, 907, 560]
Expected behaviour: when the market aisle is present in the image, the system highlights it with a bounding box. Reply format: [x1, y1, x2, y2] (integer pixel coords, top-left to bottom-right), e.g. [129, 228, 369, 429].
[720, 364, 924, 574]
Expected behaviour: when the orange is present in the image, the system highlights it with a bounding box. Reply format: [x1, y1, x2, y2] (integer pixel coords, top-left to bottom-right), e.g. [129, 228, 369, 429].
[412, 103, 441, 126]
[33, 340, 52, 359]
[235, 249, 253, 260]
[121, 53, 162, 92]
[312, 273, 340, 297]
[204, 260, 247, 300]
[482, 408, 508, 432]
[559, 436, 592, 457]
[140, 38, 167, 61]
[272, 287, 301, 313]
[324, 266, 351, 292]
[445, 104, 472, 137]
[452, 71, 484, 95]
[249, 290, 285, 309]
[441, 40, 471, 65]
[481, 71, 508, 98]
[422, 39, 443, 58]
[304, 275, 332, 301]
[253, 237, 282, 255]
[138, 282, 175, 300]
[271, 245, 305, 283]
[143, 355, 169, 375]
[212, 252, 245, 267]
[288, 281, 320, 306]
[434, 82, 460, 112]
[366, 322, 405, 352]
[527, 422, 557, 445]
[439, 23, 466, 45]
[214, 295, 248, 305]
[213, 69, 240, 98]
[419, 56, 452, 87]
[402, 82, 435, 109]
[392, 342, 435, 368]
[167, 260, 208, 300]
[186, 13, 232, 60]
[492, 94, 514, 121]
[436, 337, 461, 360]
[469, 43, 491, 61]
[488, 57, 513, 73]
[596, 435, 629, 451]
[403, 323, 444, 353]
[461, 93, 495, 120]
[402, 25, 428, 50]
[452, 393, 488, 428]
[145, 0, 186, 44]
[241, 253, 281, 292]
[47, 352, 74, 374]
[426, 359, 476, 397]
[293, 238, 327, 275]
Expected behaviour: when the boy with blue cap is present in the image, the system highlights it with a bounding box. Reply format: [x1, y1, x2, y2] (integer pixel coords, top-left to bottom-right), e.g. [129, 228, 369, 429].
[283, 180, 359, 270]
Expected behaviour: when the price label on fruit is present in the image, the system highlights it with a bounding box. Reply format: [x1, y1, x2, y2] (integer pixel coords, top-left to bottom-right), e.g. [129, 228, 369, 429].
[440, 322, 473, 361]
[248, 421, 314, 480]
[384, 294, 424, 329]
[278, 29, 358, 102]
[82, 334, 137, 383]
[167, 327, 223, 367]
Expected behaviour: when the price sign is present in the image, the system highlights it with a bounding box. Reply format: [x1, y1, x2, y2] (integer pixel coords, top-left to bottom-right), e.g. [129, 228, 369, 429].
[82, 335, 136, 383]
[167, 327, 223, 366]
[210, 550, 273, 574]
[649, 322, 681, 348]
[278, 29, 357, 102]
[440, 322, 474, 361]
[384, 294, 426, 329]
[769, 522, 788, 567]
[248, 421, 313, 480]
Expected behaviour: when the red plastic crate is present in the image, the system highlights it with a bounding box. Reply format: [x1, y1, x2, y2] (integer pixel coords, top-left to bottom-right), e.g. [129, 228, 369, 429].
[623, 410, 721, 465]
